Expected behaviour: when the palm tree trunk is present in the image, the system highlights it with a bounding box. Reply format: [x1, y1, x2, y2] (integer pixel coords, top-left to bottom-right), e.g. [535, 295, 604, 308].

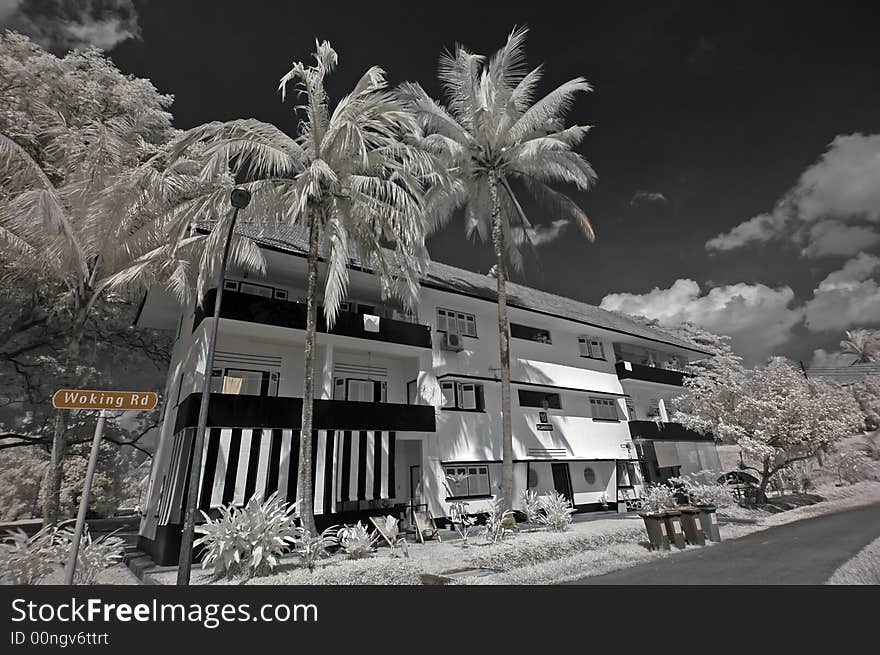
[489, 171, 514, 512]
[43, 308, 87, 526]
[296, 209, 320, 536]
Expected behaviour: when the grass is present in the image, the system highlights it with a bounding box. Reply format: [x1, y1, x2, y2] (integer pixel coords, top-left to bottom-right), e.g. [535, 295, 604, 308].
[826, 536, 880, 585]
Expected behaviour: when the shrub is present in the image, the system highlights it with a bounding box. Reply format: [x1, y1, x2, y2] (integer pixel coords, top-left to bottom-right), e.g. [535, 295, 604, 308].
[379, 515, 408, 558]
[520, 490, 542, 525]
[641, 484, 677, 512]
[447, 499, 477, 546]
[0, 527, 64, 585]
[299, 527, 339, 572]
[337, 522, 377, 559]
[484, 497, 515, 543]
[195, 492, 301, 579]
[668, 472, 735, 508]
[836, 451, 873, 485]
[60, 527, 124, 585]
[537, 492, 575, 532]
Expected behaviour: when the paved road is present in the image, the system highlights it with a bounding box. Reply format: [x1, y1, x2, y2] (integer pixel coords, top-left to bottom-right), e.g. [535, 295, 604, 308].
[571, 502, 880, 585]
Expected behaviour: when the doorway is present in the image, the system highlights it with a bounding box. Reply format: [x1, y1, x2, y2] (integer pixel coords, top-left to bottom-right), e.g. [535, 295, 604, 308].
[551, 463, 574, 503]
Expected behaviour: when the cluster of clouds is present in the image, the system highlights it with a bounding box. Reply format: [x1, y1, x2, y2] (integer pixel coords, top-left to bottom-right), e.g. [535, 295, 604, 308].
[0, 0, 140, 53]
[604, 133, 880, 365]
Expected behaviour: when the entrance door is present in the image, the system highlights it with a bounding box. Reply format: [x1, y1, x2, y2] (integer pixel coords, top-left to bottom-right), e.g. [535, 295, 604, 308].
[551, 463, 574, 504]
[409, 465, 423, 507]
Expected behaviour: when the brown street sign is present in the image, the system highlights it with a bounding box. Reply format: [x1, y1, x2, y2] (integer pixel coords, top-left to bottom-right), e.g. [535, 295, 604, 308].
[52, 389, 158, 411]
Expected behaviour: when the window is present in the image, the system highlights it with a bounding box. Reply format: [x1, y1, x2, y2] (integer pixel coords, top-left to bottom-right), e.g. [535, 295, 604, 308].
[589, 397, 620, 421]
[211, 368, 279, 396]
[578, 336, 605, 360]
[239, 281, 274, 298]
[406, 380, 418, 405]
[334, 378, 387, 402]
[441, 380, 485, 411]
[223, 279, 239, 291]
[510, 323, 552, 344]
[444, 466, 491, 498]
[437, 308, 477, 337]
[583, 467, 597, 484]
[518, 389, 562, 409]
[617, 461, 639, 487]
[624, 396, 636, 420]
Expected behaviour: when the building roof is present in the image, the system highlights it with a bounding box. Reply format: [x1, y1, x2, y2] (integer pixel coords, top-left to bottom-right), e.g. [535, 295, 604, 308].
[216, 222, 710, 356]
[804, 363, 880, 385]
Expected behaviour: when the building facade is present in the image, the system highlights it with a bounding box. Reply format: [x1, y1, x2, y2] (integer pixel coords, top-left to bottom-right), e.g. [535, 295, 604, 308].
[135, 226, 713, 563]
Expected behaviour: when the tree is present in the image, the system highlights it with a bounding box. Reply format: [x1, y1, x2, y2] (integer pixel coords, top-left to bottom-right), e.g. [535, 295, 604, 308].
[840, 329, 880, 365]
[170, 41, 436, 534]
[0, 33, 259, 524]
[677, 357, 863, 502]
[400, 27, 597, 510]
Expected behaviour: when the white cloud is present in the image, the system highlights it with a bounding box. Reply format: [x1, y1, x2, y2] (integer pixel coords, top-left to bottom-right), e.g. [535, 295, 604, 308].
[600, 279, 803, 364]
[809, 348, 854, 368]
[707, 133, 880, 257]
[803, 253, 880, 332]
[630, 191, 668, 206]
[0, 0, 140, 53]
[526, 219, 569, 247]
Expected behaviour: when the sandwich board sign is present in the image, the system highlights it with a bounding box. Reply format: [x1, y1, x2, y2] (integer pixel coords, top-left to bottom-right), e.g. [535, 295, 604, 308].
[52, 388, 158, 584]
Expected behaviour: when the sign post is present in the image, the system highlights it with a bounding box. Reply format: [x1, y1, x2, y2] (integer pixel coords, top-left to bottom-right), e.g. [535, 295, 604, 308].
[52, 389, 158, 585]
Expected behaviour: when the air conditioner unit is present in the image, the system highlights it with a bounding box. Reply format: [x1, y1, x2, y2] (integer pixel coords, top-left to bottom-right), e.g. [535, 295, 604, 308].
[442, 332, 464, 352]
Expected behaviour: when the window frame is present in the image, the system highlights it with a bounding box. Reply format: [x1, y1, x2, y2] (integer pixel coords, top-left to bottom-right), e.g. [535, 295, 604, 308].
[443, 465, 492, 499]
[589, 396, 621, 422]
[210, 367, 279, 397]
[578, 336, 606, 360]
[510, 322, 552, 344]
[517, 389, 562, 410]
[440, 380, 485, 412]
[436, 308, 478, 338]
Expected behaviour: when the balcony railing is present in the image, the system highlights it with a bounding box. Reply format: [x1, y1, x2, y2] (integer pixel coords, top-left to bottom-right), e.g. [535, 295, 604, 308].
[194, 289, 432, 349]
[615, 360, 687, 386]
[173, 392, 436, 433]
[627, 420, 713, 442]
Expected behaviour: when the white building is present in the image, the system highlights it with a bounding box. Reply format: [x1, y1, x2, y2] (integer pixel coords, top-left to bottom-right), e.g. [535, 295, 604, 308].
[135, 224, 712, 563]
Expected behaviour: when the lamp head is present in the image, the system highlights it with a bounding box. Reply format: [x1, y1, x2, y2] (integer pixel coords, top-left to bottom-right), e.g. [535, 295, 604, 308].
[230, 188, 252, 209]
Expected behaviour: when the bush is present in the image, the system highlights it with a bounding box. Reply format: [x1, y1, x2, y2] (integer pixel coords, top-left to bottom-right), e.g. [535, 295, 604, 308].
[0, 527, 63, 585]
[537, 492, 575, 532]
[668, 471, 735, 508]
[60, 527, 124, 585]
[299, 527, 339, 572]
[195, 492, 301, 579]
[337, 522, 377, 559]
[484, 497, 515, 543]
[641, 484, 677, 512]
[520, 490, 542, 525]
[836, 451, 873, 485]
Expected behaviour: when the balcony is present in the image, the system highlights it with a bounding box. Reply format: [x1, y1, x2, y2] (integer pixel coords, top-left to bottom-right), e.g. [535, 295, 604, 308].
[194, 289, 432, 349]
[174, 392, 436, 433]
[615, 360, 687, 386]
[627, 420, 713, 442]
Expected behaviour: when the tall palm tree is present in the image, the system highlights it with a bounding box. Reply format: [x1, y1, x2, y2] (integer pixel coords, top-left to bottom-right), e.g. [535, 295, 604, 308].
[170, 41, 436, 534]
[0, 118, 260, 525]
[400, 27, 597, 510]
[840, 329, 879, 365]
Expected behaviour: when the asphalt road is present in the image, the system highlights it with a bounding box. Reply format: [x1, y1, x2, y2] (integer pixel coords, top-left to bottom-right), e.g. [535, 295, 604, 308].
[571, 502, 880, 585]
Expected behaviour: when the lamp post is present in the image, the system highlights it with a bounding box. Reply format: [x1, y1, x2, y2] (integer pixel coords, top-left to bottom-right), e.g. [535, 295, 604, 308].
[176, 188, 251, 585]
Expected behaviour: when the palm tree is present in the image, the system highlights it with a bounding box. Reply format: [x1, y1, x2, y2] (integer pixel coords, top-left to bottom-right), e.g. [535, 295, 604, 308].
[400, 27, 597, 510]
[170, 41, 436, 534]
[840, 329, 879, 365]
[0, 119, 261, 525]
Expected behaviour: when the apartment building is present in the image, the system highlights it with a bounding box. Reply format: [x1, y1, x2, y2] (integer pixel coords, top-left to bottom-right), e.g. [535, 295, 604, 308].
[135, 224, 712, 563]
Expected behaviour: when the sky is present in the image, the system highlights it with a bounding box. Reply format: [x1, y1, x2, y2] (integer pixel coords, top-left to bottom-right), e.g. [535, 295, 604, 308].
[4, 0, 880, 366]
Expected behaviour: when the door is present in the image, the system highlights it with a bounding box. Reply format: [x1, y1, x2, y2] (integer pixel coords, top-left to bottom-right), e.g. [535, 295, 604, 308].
[551, 463, 574, 504]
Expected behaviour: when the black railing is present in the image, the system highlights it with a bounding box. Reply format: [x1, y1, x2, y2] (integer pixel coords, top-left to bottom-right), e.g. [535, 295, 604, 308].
[615, 360, 686, 386]
[627, 420, 713, 442]
[194, 289, 432, 349]
[173, 392, 436, 433]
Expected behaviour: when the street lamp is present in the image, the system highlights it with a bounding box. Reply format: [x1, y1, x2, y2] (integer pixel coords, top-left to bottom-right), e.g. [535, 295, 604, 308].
[176, 188, 251, 585]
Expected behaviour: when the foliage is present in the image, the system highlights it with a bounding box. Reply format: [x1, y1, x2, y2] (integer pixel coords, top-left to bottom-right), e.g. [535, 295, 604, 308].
[337, 522, 377, 559]
[640, 484, 677, 512]
[536, 492, 575, 531]
[520, 489, 543, 524]
[0, 527, 63, 584]
[834, 451, 873, 485]
[676, 357, 864, 500]
[379, 515, 409, 558]
[484, 496, 515, 543]
[61, 527, 124, 586]
[668, 471, 734, 508]
[299, 527, 340, 572]
[194, 493, 301, 579]
[840, 329, 880, 365]
[402, 26, 597, 510]
[852, 376, 880, 430]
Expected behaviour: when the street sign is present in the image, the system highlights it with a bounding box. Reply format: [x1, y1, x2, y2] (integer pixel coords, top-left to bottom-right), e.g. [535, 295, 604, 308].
[52, 389, 158, 411]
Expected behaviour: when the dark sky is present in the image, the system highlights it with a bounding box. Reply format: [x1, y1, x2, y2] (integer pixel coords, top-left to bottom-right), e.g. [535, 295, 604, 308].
[7, 0, 880, 364]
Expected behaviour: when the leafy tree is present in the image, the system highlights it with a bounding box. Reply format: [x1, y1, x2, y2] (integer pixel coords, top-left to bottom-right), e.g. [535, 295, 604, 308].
[677, 357, 863, 502]
[169, 41, 436, 534]
[400, 27, 597, 510]
[840, 328, 880, 365]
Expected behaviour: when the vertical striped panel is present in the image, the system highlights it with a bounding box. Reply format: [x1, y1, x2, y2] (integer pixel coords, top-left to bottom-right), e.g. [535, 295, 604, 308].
[330, 431, 340, 513]
[348, 432, 360, 502]
[286, 430, 300, 505]
[242, 429, 263, 503]
[198, 429, 221, 510]
[339, 431, 352, 503]
[323, 431, 336, 516]
[222, 429, 242, 505]
[363, 432, 375, 501]
[388, 432, 396, 498]
[209, 429, 232, 507]
[372, 431, 383, 500]
[277, 429, 292, 500]
[233, 429, 253, 505]
[356, 431, 368, 500]
[379, 432, 390, 499]
[313, 431, 327, 514]
[253, 429, 272, 502]
[265, 429, 283, 496]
